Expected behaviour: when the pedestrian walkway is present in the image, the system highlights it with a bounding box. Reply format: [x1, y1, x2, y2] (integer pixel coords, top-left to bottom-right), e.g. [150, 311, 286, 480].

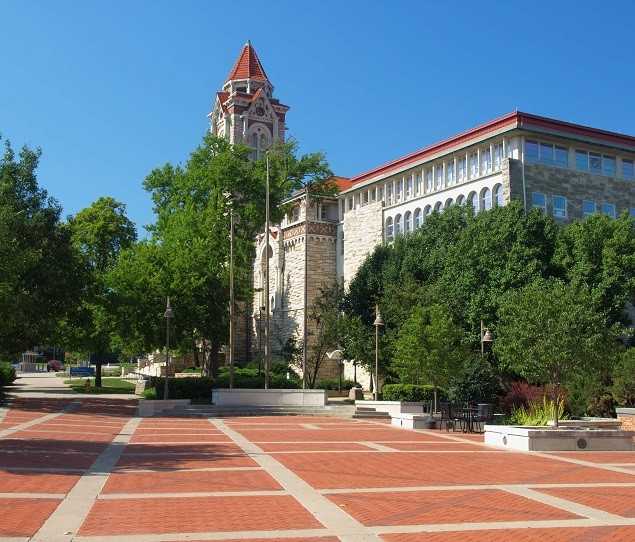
[1, 372, 635, 541]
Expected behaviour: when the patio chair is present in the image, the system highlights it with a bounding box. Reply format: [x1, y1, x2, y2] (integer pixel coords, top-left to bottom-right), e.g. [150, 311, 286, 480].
[449, 403, 466, 432]
[474, 403, 495, 432]
[439, 402, 453, 431]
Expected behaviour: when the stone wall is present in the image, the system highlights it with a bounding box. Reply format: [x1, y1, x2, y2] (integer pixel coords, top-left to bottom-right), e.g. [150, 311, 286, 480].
[617, 408, 635, 431]
[343, 201, 384, 287]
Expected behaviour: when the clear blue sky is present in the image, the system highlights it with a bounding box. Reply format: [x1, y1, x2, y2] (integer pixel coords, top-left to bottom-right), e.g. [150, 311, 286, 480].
[3, 0, 635, 236]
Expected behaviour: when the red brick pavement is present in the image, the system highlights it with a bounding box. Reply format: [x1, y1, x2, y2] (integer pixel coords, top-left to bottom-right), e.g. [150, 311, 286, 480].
[326, 489, 580, 526]
[538, 486, 635, 517]
[0, 497, 62, 537]
[0, 470, 81, 493]
[114, 451, 257, 470]
[78, 495, 323, 536]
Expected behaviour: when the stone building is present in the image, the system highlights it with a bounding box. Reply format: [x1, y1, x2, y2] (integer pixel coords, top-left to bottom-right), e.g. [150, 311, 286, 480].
[211, 43, 635, 385]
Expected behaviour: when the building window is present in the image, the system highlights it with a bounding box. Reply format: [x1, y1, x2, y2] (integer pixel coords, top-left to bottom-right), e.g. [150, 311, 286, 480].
[622, 159, 634, 180]
[404, 211, 412, 235]
[494, 143, 504, 169]
[339, 232, 344, 255]
[575, 150, 588, 172]
[470, 192, 479, 212]
[386, 217, 394, 243]
[416, 173, 423, 195]
[589, 153, 602, 174]
[456, 195, 465, 206]
[396, 179, 403, 202]
[552, 195, 567, 218]
[425, 168, 433, 192]
[406, 175, 413, 198]
[539, 142, 554, 165]
[378, 186, 385, 202]
[348, 197, 354, 211]
[371, 188, 377, 203]
[602, 203, 616, 219]
[482, 188, 492, 211]
[387, 183, 393, 205]
[395, 214, 403, 236]
[582, 199, 596, 217]
[447, 162, 455, 185]
[603, 155, 616, 177]
[630, 207, 635, 219]
[424, 205, 432, 217]
[532, 192, 547, 213]
[555, 146, 568, 168]
[481, 147, 492, 174]
[458, 156, 467, 181]
[469, 152, 478, 178]
[414, 208, 422, 228]
[525, 140, 539, 162]
[436, 165, 444, 189]
[494, 185, 504, 206]
[292, 206, 300, 222]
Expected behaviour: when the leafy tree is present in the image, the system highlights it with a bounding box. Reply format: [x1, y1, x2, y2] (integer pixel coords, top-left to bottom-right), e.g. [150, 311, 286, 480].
[0, 138, 79, 358]
[553, 212, 635, 327]
[447, 357, 503, 407]
[305, 281, 343, 388]
[612, 348, 635, 408]
[494, 278, 620, 426]
[139, 135, 332, 378]
[63, 197, 137, 387]
[392, 304, 467, 410]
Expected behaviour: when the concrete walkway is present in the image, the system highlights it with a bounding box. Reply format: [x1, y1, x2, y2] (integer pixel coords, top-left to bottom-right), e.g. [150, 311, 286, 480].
[1, 373, 635, 541]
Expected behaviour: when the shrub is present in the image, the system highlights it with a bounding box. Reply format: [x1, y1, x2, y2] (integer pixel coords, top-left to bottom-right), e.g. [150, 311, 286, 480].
[507, 396, 568, 426]
[315, 378, 356, 391]
[382, 384, 447, 403]
[140, 387, 157, 399]
[499, 381, 546, 415]
[447, 359, 503, 407]
[0, 361, 16, 387]
[150, 376, 216, 400]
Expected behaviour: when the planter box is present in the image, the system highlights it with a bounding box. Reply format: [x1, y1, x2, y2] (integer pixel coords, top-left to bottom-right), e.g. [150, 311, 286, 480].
[137, 399, 190, 417]
[211, 388, 327, 407]
[484, 425, 634, 452]
[546, 418, 622, 429]
[391, 413, 435, 429]
[358, 400, 424, 415]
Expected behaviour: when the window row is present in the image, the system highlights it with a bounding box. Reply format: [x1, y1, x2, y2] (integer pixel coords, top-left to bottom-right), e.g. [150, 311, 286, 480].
[385, 185, 504, 242]
[525, 139, 635, 180]
[531, 191, 635, 220]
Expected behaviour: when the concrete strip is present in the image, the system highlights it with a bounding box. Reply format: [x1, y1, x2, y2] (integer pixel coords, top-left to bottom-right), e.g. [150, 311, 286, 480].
[113, 466, 264, 473]
[374, 518, 630, 534]
[0, 400, 81, 438]
[534, 450, 635, 477]
[211, 418, 383, 542]
[0, 493, 66, 499]
[97, 490, 288, 499]
[359, 441, 399, 452]
[72, 528, 332, 542]
[505, 486, 627, 523]
[31, 416, 142, 542]
[0, 399, 11, 423]
[300, 423, 321, 429]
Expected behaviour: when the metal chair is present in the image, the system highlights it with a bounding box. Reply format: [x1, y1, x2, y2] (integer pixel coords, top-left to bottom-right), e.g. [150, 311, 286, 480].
[474, 403, 495, 432]
[449, 403, 465, 432]
[439, 402, 453, 431]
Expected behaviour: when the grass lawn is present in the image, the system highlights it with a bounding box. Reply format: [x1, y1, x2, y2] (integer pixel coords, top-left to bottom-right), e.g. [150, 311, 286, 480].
[63, 377, 136, 394]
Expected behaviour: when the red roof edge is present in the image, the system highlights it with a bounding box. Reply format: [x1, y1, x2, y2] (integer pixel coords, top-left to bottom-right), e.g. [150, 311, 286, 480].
[226, 41, 269, 83]
[350, 111, 635, 186]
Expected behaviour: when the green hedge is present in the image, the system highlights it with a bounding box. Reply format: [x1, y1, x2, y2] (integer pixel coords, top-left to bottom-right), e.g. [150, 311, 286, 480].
[315, 378, 356, 391]
[381, 384, 447, 403]
[0, 362, 16, 388]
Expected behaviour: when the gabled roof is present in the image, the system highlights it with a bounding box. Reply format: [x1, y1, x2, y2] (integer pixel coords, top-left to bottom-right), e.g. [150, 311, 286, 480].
[226, 41, 269, 83]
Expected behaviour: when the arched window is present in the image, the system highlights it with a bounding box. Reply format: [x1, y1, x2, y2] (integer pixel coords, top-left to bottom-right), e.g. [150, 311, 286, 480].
[395, 214, 403, 236]
[494, 184, 504, 207]
[414, 208, 423, 229]
[482, 188, 492, 211]
[434, 201, 443, 212]
[424, 205, 432, 218]
[456, 194, 465, 206]
[386, 217, 394, 243]
[469, 192, 479, 212]
[445, 198, 454, 208]
[404, 211, 413, 236]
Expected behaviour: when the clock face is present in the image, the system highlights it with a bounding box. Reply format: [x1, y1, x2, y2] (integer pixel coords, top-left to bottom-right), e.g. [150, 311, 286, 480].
[256, 106, 265, 117]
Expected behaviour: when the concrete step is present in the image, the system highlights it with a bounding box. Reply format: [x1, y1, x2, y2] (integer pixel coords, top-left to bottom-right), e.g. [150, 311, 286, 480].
[160, 404, 357, 418]
[351, 406, 391, 420]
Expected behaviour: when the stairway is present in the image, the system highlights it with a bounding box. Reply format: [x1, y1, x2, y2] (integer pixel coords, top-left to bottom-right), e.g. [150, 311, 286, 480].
[351, 406, 391, 420]
[159, 403, 358, 418]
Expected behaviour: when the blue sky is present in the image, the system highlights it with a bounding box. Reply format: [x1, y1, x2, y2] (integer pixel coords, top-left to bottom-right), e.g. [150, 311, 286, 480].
[2, 0, 635, 236]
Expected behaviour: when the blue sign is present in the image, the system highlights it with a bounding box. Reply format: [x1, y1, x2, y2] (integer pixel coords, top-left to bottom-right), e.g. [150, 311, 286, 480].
[70, 366, 95, 376]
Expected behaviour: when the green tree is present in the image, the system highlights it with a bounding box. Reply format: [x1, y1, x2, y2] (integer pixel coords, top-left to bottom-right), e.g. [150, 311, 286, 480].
[612, 348, 635, 408]
[63, 197, 137, 387]
[393, 304, 466, 409]
[140, 135, 332, 378]
[494, 278, 620, 426]
[0, 138, 79, 358]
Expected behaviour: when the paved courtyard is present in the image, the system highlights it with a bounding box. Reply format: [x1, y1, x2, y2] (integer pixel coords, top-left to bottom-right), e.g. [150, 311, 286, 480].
[1, 373, 635, 541]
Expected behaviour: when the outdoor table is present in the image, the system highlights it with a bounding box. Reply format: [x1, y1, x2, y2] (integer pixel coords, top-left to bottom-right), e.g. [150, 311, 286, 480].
[462, 407, 479, 433]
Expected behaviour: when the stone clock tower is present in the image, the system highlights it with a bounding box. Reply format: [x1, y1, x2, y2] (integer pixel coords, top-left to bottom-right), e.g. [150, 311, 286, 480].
[208, 41, 289, 156]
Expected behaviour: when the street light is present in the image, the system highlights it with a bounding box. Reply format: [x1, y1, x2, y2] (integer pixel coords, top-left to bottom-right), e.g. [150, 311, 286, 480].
[302, 185, 309, 389]
[373, 304, 385, 401]
[227, 195, 235, 389]
[163, 297, 175, 400]
[264, 152, 271, 389]
[481, 320, 493, 357]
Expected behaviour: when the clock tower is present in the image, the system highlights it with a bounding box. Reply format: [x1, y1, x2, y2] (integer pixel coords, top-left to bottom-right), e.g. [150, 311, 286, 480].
[208, 41, 289, 158]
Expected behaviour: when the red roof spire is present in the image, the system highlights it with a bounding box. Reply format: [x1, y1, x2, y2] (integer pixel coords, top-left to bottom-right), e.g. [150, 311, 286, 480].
[225, 41, 269, 83]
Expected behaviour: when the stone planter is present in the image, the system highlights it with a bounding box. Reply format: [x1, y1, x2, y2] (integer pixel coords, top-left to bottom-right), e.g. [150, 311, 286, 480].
[358, 400, 424, 415]
[484, 425, 634, 452]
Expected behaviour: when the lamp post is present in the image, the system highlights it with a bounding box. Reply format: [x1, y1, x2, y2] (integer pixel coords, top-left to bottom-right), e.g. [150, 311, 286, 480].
[264, 152, 271, 389]
[302, 185, 309, 389]
[373, 304, 385, 401]
[229, 200, 235, 388]
[163, 297, 175, 400]
[481, 320, 493, 357]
